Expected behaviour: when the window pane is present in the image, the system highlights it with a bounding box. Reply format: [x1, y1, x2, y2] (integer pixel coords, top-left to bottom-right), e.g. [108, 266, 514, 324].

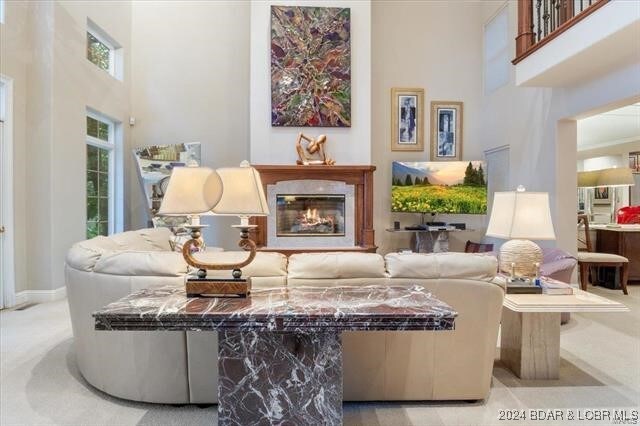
[99, 148, 109, 172]
[87, 32, 110, 71]
[98, 222, 109, 236]
[98, 197, 109, 220]
[87, 116, 98, 138]
[87, 145, 98, 171]
[87, 222, 99, 239]
[87, 171, 98, 197]
[87, 116, 110, 142]
[98, 121, 109, 141]
[98, 172, 109, 195]
[87, 197, 98, 221]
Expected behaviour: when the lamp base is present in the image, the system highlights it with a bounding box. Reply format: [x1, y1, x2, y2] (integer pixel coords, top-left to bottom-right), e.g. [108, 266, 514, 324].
[499, 239, 543, 278]
[186, 277, 251, 298]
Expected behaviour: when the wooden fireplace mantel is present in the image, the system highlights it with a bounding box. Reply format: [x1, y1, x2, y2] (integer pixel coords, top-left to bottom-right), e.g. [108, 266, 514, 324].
[249, 165, 377, 255]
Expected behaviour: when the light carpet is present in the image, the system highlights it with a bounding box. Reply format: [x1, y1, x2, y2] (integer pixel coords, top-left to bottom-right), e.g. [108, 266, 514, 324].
[1, 285, 639, 426]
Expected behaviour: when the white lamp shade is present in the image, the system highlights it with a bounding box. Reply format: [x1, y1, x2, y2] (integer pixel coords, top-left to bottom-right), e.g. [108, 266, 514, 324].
[157, 167, 223, 215]
[212, 163, 269, 217]
[596, 167, 634, 187]
[486, 191, 556, 240]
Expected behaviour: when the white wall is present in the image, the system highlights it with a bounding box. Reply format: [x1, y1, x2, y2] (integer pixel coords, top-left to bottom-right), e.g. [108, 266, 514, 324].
[581, 155, 626, 171]
[130, 1, 251, 249]
[1, 1, 132, 292]
[249, 0, 371, 165]
[578, 140, 640, 163]
[371, 1, 486, 254]
[49, 1, 132, 290]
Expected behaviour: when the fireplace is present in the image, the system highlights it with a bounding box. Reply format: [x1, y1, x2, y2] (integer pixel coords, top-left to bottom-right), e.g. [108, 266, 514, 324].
[276, 195, 346, 237]
[250, 165, 376, 255]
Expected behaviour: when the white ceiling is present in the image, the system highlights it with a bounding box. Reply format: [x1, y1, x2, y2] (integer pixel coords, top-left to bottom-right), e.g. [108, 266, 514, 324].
[577, 103, 640, 150]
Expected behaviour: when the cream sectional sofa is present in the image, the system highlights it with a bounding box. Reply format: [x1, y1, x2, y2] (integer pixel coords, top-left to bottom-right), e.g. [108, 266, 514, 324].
[65, 228, 503, 404]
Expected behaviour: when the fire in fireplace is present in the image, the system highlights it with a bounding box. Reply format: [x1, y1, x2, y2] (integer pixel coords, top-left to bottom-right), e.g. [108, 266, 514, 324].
[276, 195, 346, 236]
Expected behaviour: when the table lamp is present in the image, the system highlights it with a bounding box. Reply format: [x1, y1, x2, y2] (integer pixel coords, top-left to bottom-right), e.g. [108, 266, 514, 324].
[597, 167, 634, 224]
[158, 161, 269, 297]
[577, 170, 600, 188]
[577, 170, 600, 217]
[486, 187, 556, 277]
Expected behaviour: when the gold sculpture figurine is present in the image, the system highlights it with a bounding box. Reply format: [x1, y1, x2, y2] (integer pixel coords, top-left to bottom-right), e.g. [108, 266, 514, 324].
[295, 133, 335, 165]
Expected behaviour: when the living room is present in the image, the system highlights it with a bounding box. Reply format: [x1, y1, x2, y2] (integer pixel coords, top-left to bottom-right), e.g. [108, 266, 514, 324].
[1, 0, 639, 425]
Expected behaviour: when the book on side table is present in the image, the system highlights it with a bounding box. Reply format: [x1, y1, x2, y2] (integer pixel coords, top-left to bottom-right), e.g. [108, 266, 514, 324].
[538, 277, 574, 295]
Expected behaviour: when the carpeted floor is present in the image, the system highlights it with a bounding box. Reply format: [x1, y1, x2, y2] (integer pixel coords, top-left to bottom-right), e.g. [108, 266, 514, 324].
[1, 285, 639, 426]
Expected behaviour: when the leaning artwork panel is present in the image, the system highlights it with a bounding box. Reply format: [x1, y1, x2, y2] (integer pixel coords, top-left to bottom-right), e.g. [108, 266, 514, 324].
[271, 6, 351, 127]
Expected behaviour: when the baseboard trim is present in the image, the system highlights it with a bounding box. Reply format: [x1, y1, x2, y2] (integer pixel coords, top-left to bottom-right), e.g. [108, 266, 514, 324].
[15, 286, 66, 305]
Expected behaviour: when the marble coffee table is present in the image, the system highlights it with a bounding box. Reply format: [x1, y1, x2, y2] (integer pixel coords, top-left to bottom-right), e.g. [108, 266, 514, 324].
[93, 285, 457, 425]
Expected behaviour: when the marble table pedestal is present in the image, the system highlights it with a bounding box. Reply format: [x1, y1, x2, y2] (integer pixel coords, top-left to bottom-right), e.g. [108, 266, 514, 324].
[411, 231, 449, 253]
[218, 331, 342, 425]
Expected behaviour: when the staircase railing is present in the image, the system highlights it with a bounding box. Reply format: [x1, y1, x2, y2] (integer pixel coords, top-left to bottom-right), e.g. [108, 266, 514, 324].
[514, 0, 610, 64]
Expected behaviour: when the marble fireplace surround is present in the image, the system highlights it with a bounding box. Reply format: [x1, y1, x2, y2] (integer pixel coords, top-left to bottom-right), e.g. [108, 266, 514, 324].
[267, 179, 355, 248]
[251, 165, 377, 254]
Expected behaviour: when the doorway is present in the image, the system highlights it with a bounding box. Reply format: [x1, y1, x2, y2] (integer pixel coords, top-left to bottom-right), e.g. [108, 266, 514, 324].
[0, 75, 15, 309]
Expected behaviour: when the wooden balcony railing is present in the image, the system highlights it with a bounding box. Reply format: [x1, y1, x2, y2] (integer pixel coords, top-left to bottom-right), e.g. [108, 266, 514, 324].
[514, 0, 610, 64]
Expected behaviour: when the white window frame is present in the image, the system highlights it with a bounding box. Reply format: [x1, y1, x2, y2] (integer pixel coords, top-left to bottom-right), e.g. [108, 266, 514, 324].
[483, 3, 510, 94]
[86, 19, 123, 81]
[0, 0, 6, 24]
[86, 109, 123, 236]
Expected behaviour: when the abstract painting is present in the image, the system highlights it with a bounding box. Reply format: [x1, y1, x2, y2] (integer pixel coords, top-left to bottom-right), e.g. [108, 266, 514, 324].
[271, 6, 351, 127]
[391, 88, 424, 151]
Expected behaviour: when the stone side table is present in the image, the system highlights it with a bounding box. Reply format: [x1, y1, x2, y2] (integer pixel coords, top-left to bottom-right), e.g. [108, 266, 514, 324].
[94, 285, 456, 425]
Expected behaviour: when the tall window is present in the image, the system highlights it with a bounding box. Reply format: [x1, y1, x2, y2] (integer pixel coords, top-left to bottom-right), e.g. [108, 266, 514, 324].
[86, 19, 123, 80]
[484, 5, 509, 94]
[86, 111, 115, 238]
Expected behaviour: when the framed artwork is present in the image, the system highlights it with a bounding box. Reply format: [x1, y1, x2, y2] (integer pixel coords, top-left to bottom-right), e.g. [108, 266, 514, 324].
[630, 151, 640, 173]
[132, 142, 201, 226]
[391, 88, 424, 151]
[593, 186, 611, 205]
[430, 101, 463, 161]
[271, 6, 351, 127]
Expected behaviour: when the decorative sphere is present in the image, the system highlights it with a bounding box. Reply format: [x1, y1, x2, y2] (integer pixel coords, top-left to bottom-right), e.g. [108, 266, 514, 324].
[232, 269, 242, 279]
[197, 269, 207, 278]
[499, 239, 543, 277]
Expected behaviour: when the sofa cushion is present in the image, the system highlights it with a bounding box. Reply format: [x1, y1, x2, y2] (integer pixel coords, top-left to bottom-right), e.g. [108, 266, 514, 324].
[192, 251, 288, 278]
[385, 252, 497, 281]
[110, 228, 172, 251]
[66, 228, 175, 272]
[287, 252, 386, 279]
[93, 250, 188, 276]
[65, 236, 123, 272]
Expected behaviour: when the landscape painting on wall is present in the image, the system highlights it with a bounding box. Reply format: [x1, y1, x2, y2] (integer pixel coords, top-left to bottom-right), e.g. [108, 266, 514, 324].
[271, 6, 351, 127]
[392, 161, 487, 214]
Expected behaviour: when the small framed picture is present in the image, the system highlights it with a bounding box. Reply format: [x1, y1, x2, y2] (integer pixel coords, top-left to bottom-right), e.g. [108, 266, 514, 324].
[391, 88, 424, 151]
[630, 152, 640, 172]
[430, 101, 463, 161]
[593, 187, 611, 205]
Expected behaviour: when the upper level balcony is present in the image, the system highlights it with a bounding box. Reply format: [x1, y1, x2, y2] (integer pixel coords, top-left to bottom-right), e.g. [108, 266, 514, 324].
[513, 0, 640, 86]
